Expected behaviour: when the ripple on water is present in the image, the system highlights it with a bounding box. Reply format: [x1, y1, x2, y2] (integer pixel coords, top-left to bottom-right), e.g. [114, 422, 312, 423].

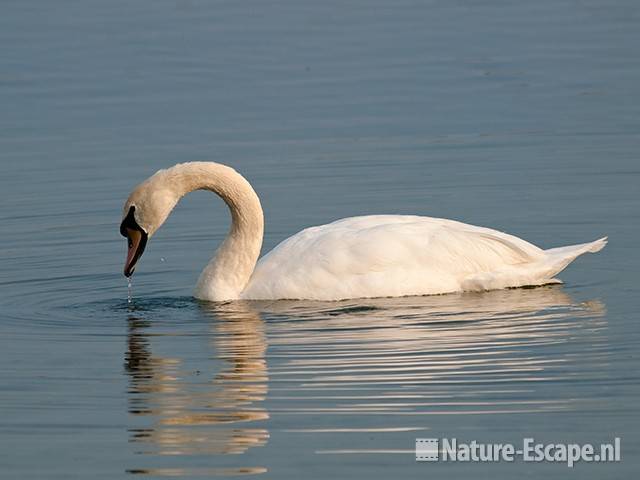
[116, 286, 609, 474]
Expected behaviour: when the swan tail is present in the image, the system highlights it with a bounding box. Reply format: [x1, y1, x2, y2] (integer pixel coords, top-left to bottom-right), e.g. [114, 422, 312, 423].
[544, 236, 608, 257]
[539, 236, 608, 278]
[460, 236, 607, 292]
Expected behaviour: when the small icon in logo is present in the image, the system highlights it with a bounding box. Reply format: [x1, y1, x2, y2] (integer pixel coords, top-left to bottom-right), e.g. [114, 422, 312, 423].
[416, 438, 439, 462]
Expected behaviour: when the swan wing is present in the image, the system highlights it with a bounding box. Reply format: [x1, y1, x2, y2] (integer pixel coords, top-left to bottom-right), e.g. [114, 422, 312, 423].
[242, 215, 546, 300]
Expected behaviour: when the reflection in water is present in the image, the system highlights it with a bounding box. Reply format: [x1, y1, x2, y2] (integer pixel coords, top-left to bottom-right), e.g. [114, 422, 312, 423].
[124, 286, 607, 470]
[258, 287, 607, 420]
[125, 302, 269, 476]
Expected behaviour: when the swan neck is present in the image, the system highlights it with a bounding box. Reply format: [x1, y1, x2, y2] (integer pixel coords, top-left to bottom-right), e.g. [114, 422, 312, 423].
[167, 163, 264, 301]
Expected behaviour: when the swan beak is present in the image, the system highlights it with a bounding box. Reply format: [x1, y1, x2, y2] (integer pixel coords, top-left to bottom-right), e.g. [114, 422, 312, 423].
[124, 228, 147, 277]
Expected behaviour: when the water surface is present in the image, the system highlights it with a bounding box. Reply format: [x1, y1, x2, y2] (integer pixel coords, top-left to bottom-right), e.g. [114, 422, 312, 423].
[1, 0, 639, 478]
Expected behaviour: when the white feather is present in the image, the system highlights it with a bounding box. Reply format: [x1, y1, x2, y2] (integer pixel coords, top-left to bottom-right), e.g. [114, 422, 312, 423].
[242, 215, 606, 300]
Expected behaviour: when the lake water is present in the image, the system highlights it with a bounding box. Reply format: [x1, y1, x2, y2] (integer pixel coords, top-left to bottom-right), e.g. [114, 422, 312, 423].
[1, 0, 639, 478]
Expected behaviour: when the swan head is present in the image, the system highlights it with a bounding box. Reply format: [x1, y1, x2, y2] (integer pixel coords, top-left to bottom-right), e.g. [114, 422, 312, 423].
[120, 169, 180, 277]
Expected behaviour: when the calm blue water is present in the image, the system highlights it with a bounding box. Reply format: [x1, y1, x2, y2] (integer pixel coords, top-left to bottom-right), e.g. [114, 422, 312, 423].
[1, 0, 639, 478]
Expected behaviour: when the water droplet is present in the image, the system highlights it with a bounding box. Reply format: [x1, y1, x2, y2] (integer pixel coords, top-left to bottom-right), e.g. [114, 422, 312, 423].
[127, 277, 133, 305]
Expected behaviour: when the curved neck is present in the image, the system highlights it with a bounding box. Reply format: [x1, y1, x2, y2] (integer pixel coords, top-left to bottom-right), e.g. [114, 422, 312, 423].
[160, 163, 264, 301]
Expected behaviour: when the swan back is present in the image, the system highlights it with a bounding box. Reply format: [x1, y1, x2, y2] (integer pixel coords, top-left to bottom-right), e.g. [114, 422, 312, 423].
[242, 215, 549, 301]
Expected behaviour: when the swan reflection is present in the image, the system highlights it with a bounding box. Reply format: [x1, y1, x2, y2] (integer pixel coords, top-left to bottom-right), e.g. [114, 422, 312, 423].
[124, 286, 606, 471]
[255, 286, 607, 417]
[125, 302, 268, 475]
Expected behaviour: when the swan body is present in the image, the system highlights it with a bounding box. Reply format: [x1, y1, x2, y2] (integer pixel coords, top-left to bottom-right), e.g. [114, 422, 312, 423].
[120, 162, 607, 302]
[242, 215, 606, 301]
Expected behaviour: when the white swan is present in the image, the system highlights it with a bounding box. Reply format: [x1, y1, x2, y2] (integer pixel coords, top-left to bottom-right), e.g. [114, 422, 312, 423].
[120, 162, 607, 302]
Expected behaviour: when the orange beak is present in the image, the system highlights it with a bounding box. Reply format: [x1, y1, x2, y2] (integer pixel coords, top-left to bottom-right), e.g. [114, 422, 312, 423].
[124, 228, 146, 277]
